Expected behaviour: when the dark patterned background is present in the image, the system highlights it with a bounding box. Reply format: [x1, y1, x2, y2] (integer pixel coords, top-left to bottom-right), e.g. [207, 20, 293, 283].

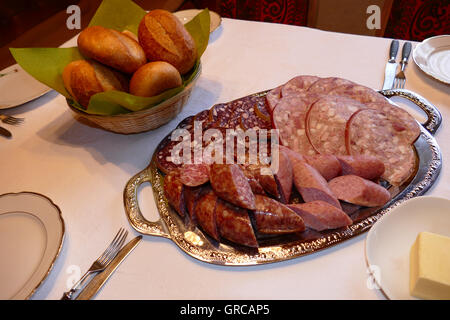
[191, 0, 449, 40]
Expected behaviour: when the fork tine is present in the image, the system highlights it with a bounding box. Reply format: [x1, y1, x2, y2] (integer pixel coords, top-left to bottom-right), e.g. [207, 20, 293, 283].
[101, 230, 128, 265]
[97, 228, 125, 263]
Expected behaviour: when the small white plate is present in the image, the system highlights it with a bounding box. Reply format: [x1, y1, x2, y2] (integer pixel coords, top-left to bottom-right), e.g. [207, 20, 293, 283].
[365, 196, 450, 300]
[0, 64, 51, 109]
[0, 192, 65, 300]
[174, 9, 222, 33]
[413, 35, 450, 85]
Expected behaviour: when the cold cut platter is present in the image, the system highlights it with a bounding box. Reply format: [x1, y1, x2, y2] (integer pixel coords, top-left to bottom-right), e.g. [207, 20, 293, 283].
[124, 76, 442, 266]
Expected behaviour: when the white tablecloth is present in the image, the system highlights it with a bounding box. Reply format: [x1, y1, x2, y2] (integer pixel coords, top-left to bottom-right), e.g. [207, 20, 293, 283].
[1, 18, 449, 300]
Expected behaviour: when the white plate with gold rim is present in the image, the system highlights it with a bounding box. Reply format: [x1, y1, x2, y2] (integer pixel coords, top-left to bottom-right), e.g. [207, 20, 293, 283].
[365, 196, 450, 300]
[174, 9, 222, 33]
[413, 35, 450, 85]
[0, 192, 65, 300]
[0, 64, 51, 109]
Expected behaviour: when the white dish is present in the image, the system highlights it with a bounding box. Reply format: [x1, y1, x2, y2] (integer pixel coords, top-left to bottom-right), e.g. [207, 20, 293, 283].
[174, 9, 222, 33]
[0, 64, 51, 109]
[0, 192, 65, 300]
[413, 35, 450, 85]
[365, 196, 450, 300]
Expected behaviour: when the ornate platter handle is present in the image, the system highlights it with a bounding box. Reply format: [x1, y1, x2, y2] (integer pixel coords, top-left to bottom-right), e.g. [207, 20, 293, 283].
[124, 167, 170, 239]
[380, 88, 442, 135]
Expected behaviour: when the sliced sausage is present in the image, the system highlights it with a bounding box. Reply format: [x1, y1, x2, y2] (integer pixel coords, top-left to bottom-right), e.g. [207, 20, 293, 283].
[239, 165, 266, 195]
[184, 185, 210, 223]
[281, 75, 320, 96]
[365, 101, 421, 144]
[306, 95, 366, 155]
[285, 151, 341, 209]
[253, 195, 305, 234]
[179, 163, 210, 187]
[266, 85, 282, 113]
[303, 154, 342, 181]
[307, 77, 355, 94]
[272, 95, 317, 156]
[195, 188, 220, 240]
[163, 169, 186, 217]
[328, 84, 387, 104]
[288, 201, 352, 231]
[209, 164, 256, 210]
[244, 163, 280, 200]
[328, 175, 391, 207]
[215, 198, 258, 247]
[274, 147, 293, 203]
[336, 155, 385, 180]
[346, 108, 417, 186]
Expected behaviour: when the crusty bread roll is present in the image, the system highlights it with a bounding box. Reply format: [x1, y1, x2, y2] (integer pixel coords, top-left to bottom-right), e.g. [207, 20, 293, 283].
[63, 60, 128, 108]
[77, 26, 147, 74]
[130, 61, 182, 97]
[138, 9, 197, 74]
[122, 30, 139, 42]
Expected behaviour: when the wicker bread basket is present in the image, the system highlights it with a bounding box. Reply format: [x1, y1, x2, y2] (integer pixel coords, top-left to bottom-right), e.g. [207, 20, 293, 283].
[66, 63, 201, 134]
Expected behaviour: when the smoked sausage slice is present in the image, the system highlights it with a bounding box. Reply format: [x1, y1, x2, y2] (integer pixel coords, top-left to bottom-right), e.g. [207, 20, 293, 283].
[209, 164, 256, 210]
[288, 201, 352, 231]
[336, 155, 385, 180]
[195, 188, 220, 241]
[328, 175, 391, 207]
[274, 147, 293, 203]
[281, 147, 341, 208]
[179, 163, 211, 187]
[215, 199, 258, 247]
[303, 154, 342, 181]
[253, 195, 305, 234]
[163, 169, 186, 217]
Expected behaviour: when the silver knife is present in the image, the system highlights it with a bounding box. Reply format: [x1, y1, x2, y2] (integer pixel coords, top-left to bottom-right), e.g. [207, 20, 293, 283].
[0, 126, 12, 138]
[75, 235, 142, 300]
[382, 40, 399, 90]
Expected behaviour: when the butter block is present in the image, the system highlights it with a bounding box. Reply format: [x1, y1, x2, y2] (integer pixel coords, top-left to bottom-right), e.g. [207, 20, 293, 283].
[410, 231, 450, 300]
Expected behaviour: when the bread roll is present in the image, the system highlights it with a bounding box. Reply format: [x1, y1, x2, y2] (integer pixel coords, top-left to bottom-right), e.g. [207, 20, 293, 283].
[63, 60, 128, 108]
[138, 9, 197, 74]
[129, 61, 182, 97]
[77, 26, 146, 74]
[122, 30, 139, 42]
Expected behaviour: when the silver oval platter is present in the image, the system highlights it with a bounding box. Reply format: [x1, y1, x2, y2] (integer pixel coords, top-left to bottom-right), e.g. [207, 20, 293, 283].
[124, 88, 442, 266]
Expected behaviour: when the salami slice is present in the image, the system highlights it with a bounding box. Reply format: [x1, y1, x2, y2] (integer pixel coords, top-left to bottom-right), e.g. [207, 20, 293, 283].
[346, 109, 417, 186]
[194, 109, 213, 130]
[163, 169, 186, 217]
[328, 175, 391, 207]
[288, 201, 352, 231]
[156, 137, 182, 174]
[306, 95, 366, 155]
[307, 77, 355, 94]
[272, 95, 317, 156]
[239, 105, 271, 130]
[195, 188, 220, 241]
[281, 75, 320, 97]
[209, 103, 232, 128]
[209, 164, 256, 210]
[179, 163, 211, 187]
[254, 98, 271, 122]
[266, 85, 282, 113]
[215, 198, 258, 247]
[365, 101, 421, 143]
[252, 195, 305, 234]
[328, 84, 387, 104]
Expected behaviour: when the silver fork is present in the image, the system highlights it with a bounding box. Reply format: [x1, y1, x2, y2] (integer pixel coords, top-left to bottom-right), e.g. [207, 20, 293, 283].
[0, 114, 24, 126]
[61, 228, 128, 300]
[394, 42, 412, 89]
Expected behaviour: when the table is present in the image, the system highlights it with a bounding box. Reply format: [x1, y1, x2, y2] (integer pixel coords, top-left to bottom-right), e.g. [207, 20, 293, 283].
[1, 18, 449, 300]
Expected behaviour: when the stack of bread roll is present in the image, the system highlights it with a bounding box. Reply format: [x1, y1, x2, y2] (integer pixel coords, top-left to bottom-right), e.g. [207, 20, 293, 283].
[63, 9, 197, 109]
